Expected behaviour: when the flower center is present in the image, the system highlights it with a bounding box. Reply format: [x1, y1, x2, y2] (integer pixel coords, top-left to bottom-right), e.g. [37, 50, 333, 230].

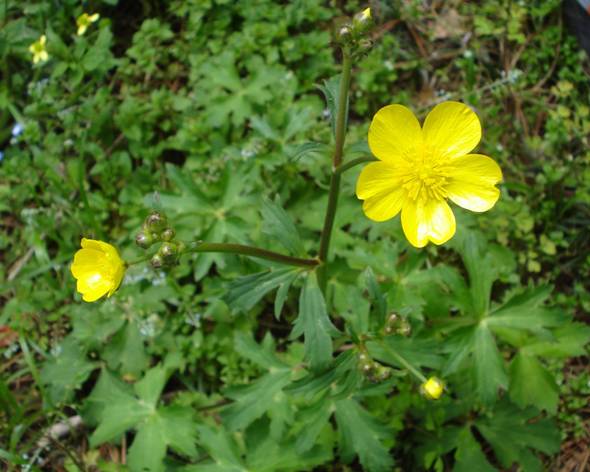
[33, 43, 44, 53]
[401, 146, 450, 202]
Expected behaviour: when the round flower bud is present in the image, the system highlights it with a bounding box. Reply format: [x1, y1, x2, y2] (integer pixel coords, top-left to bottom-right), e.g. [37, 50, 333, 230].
[161, 228, 175, 242]
[144, 211, 167, 234]
[397, 319, 412, 336]
[135, 232, 153, 249]
[420, 377, 444, 400]
[338, 25, 351, 42]
[150, 254, 164, 269]
[159, 242, 176, 258]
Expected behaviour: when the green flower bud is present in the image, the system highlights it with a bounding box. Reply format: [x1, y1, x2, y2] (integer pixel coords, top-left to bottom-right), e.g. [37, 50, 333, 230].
[160, 242, 176, 258]
[150, 254, 164, 269]
[161, 228, 175, 242]
[397, 318, 412, 337]
[135, 232, 153, 249]
[353, 7, 372, 30]
[144, 211, 168, 234]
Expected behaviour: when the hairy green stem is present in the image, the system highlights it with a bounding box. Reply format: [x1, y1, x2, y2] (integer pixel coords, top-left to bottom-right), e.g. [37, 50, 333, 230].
[335, 155, 377, 175]
[382, 344, 427, 383]
[318, 51, 353, 290]
[187, 242, 319, 268]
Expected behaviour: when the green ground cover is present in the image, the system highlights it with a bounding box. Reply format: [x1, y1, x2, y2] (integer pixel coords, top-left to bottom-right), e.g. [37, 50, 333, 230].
[1, 1, 589, 470]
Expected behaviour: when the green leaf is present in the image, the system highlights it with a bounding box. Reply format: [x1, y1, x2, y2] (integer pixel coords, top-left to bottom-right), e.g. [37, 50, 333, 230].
[286, 350, 360, 400]
[127, 405, 198, 471]
[102, 321, 149, 379]
[274, 273, 295, 320]
[453, 427, 496, 472]
[365, 267, 387, 325]
[134, 364, 168, 407]
[291, 272, 339, 371]
[187, 424, 245, 471]
[508, 353, 559, 413]
[234, 332, 289, 370]
[316, 74, 349, 138]
[40, 337, 96, 407]
[475, 400, 560, 471]
[89, 389, 150, 447]
[452, 230, 497, 316]
[334, 398, 394, 472]
[127, 419, 167, 472]
[367, 337, 443, 371]
[289, 141, 329, 161]
[521, 323, 590, 358]
[224, 267, 301, 313]
[221, 370, 291, 431]
[488, 286, 565, 335]
[474, 324, 507, 404]
[293, 400, 333, 453]
[260, 198, 304, 256]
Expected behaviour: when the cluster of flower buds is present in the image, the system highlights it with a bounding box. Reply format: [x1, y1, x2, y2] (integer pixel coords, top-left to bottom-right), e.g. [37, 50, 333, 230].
[337, 7, 374, 56]
[358, 351, 391, 383]
[135, 211, 184, 269]
[383, 313, 412, 337]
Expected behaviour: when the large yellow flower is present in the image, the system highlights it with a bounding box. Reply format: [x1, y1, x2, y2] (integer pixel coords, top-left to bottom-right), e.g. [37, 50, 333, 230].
[71, 238, 125, 302]
[356, 101, 502, 248]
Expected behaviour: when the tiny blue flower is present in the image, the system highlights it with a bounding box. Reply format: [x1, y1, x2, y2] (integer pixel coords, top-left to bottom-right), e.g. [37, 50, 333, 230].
[11, 123, 24, 137]
[0, 151, 4, 162]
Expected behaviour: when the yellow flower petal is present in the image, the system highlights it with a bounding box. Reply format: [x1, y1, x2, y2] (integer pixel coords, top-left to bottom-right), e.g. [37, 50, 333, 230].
[77, 25, 87, 36]
[89, 13, 100, 22]
[446, 154, 502, 212]
[39, 51, 49, 62]
[401, 199, 456, 248]
[356, 161, 404, 200]
[77, 273, 112, 302]
[422, 101, 481, 158]
[40, 35, 46, 45]
[71, 238, 125, 302]
[368, 104, 422, 163]
[362, 187, 406, 222]
[421, 377, 444, 399]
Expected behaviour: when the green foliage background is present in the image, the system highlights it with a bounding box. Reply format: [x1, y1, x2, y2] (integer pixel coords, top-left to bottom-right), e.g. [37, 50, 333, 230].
[1, 0, 589, 471]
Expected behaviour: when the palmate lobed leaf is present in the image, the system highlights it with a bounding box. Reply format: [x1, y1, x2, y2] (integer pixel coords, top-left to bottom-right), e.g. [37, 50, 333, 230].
[224, 267, 301, 313]
[334, 398, 394, 472]
[260, 198, 305, 256]
[475, 400, 561, 472]
[508, 352, 559, 413]
[85, 366, 197, 468]
[221, 370, 292, 432]
[290, 272, 339, 371]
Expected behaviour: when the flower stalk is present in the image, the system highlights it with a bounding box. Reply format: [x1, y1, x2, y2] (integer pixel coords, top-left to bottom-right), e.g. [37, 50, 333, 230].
[186, 242, 319, 268]
[318, 50, 353, 290]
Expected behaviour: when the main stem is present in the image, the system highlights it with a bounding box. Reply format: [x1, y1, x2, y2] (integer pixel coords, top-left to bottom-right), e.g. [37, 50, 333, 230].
[318, 51, 353, 289]
[188, 242, 318, 268]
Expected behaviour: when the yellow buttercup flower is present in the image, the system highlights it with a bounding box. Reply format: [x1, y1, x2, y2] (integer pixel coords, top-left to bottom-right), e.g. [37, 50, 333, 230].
[421, 376, 444, 400]
[29, 35, 49, 64]
[71, 238, 125, 302]
[356, 101, 502, 248]
[76, 13, 100, 36]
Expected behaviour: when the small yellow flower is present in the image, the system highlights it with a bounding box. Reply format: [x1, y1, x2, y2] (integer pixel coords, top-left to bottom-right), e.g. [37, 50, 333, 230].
[421, 376, 444, 400]
[361, 7, 371, 20]
[76, 13, 100, 36]
[356, 101, 502, 248]
[71, 238, 125, 302]
[29, 35, 49, 64]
